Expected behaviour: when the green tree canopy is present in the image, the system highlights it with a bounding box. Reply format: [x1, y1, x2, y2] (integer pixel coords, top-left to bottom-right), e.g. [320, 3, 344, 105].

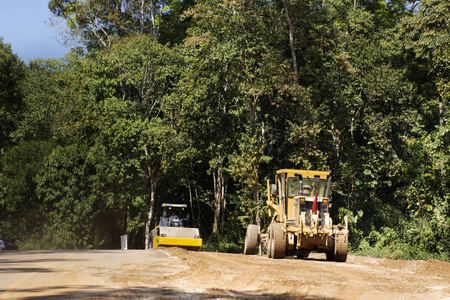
[0, 38, 25, 153]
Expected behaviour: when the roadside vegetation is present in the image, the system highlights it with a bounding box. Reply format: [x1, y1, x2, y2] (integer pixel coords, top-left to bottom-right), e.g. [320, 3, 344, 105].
[0, 0, 448, 261]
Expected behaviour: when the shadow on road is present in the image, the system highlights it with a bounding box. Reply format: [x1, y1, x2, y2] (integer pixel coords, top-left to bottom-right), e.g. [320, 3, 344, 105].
[0, 285, 338, 299]
[0, 250, 122, 266]
[0, 267, 55, 273]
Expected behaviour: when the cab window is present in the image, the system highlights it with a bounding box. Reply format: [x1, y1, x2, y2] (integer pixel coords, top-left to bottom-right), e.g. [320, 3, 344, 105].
[287, 177, 300, 196]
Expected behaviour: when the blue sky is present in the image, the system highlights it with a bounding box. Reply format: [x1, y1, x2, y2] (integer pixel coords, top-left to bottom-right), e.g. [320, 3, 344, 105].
[0, 0, 69, 62]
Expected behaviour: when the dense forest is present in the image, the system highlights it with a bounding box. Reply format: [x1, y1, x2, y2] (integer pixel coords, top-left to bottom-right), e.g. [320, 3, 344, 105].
[0, 0, 448, 260]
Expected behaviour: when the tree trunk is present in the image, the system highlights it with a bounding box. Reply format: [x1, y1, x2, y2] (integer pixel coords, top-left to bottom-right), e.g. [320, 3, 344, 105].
[140, 0, 145, 35]
[438, 95, 446, 191]
[331, 123, 341, 178]
[195, 187, 201, 229]
[144, 179, 156, 249]
[283, 0, 299, 86]
[221, 178, 228, 235]
[212, 167, 225, 235]
[253, 174, 261, 229]
[150, 0, 156, 37]
[143, 144, 159, 250]
[188, 183, 195, 227]
[126, 196, 131, 247]
[149, 0, 165, 38]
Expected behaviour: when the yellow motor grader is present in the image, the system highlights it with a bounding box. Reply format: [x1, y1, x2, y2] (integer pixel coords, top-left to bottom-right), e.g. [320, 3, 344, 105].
[244, 169, 348, 262]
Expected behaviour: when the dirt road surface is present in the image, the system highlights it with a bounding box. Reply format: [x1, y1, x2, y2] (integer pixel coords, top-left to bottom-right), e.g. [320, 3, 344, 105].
[0, 248, 449, 299]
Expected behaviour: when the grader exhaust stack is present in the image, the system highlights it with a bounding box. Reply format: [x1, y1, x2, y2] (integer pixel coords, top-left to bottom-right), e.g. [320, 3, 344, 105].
[244, 169, 349, 262]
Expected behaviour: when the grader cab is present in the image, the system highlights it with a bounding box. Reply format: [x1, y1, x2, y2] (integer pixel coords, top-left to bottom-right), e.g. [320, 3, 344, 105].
[244, 169, 348, 262]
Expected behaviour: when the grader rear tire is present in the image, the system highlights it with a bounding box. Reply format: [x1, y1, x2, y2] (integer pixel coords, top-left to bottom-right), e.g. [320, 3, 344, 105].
[244, 224, 259, 255]
[326, 236, 335, 261]
[334, 234, 348, 262]
[270, 223, 286, 259]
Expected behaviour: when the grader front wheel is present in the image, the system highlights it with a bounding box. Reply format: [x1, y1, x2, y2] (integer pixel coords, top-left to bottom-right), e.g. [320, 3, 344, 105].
[270, 223, 286, 259]
[244, 224, 259, 255]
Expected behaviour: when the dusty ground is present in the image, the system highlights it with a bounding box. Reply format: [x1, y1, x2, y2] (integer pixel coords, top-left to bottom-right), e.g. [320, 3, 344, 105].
[162, 248, 450, 299]
[0, 248, 449, 299]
